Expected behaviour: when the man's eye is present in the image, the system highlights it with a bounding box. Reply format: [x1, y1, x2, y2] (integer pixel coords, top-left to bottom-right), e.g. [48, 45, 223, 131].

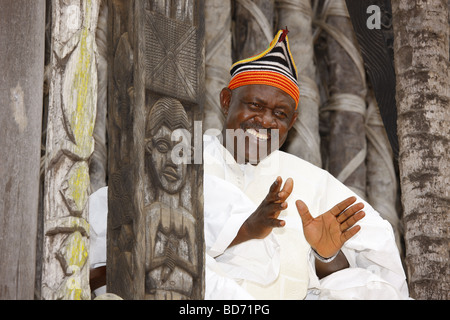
[274, 110, 287, 119]
[248, 102, 261, 109]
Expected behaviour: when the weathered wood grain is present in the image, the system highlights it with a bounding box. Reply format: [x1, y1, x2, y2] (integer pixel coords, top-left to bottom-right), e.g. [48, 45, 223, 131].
[41, 0, 100, 300]
[0, 0, 45, 300]
[204, 0, 232, 131]
[345, 0, 399, 159]
[232, 0, 274, 61]
[276, 0, 322, 167]
[322, 0, 368, 199]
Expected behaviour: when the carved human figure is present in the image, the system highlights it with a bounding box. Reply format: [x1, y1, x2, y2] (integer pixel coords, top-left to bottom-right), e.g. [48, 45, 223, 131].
[145, 98, 190, 195]
[144, 97, 197, 299]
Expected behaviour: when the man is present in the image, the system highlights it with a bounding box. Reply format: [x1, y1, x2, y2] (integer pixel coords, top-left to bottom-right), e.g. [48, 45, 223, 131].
[203, 29, 409, 299]
[90, 29, 409, 300]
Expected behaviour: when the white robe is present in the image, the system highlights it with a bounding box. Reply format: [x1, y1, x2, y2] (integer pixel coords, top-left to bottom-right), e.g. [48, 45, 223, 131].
[202, 134, 409, 300]
[88, 134, 410, 300]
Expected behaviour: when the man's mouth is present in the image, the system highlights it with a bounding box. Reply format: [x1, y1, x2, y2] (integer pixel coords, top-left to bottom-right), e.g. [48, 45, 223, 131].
[246, 128, 270, 141]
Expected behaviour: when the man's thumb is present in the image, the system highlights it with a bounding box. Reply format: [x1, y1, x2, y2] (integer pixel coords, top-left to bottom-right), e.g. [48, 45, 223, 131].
[295, 200, 313, 226]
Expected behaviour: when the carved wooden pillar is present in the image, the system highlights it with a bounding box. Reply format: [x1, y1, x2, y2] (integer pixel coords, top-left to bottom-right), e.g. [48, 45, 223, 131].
[107, 0, 205, 300]
[366, 91, 402, 253]
[90, 1, 109, 193]
[204, 0, 232, 131]
[233, 0, 274, 61]
[276, 0, 322, 167]
[319, 0, 368, 199]
[41, 0, 100, 300]
[0, 0, 45, 300]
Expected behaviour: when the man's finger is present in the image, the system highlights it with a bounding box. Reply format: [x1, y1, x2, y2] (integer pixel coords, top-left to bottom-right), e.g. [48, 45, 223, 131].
[341, 225, 361, 243]
[329, 196, 357, 216]
[295, 200, 313, 227]
[340, 211, 365, 232]
[267, 176, 282, 201]
[336, 202, 364, 223]
[264, 201, 288, 217]
[276, 177, 294, 202]
[268, 218, 285, 228]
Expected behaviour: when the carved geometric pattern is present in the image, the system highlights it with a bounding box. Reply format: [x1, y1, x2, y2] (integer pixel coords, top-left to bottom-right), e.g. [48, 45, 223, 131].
[57, 231, 89, 275]
[144, 10, 198, 102]
[60, 161, 90, 217]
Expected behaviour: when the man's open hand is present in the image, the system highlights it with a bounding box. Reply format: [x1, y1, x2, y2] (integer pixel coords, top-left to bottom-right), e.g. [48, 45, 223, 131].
[296, 196, 365, 258]
[230, 176, 292, 247]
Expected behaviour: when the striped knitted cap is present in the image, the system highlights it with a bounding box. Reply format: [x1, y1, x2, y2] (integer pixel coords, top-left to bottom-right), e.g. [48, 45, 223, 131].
[228, 28, 300, 109]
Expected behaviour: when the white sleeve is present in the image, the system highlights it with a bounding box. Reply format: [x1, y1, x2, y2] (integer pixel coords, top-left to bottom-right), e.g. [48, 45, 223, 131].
[89, 186, 108, 269]
[306, 173, 410, 299]
[205, 254, 255, 300]
[204, 173, 280, 286]
[204, 173, 256, 257]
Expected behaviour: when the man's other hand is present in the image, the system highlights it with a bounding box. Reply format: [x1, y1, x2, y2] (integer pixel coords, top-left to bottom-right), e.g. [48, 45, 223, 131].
[296, 196, 365, 259]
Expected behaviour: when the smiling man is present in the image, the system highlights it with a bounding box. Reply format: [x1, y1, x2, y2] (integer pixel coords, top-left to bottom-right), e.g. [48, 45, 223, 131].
[88, 29, 410, 300]
[203, 29, 409, 300]
[220, 84, 295, 164]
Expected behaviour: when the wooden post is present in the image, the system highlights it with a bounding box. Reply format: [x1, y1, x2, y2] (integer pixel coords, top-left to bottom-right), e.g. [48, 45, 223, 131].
[345, 0, 399, 159]
[343, 0, 403, 253]
[90, 0, 109, 193]
[0, 0, 45, 300]
[233, 0, 274, 61]
[107, 0, 205, 300]
[319, 0, 368, 199]
[276, 0, 322, 166]
[41, 0, 100, 300]
[204, 0, 232, 131]
[366, 90, 402, 254]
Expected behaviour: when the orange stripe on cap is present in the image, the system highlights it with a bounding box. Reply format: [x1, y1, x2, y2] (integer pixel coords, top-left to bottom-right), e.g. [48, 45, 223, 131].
[228, 71, 300, 109]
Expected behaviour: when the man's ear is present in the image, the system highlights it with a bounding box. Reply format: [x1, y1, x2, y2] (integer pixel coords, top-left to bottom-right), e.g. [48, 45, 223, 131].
[220, 87, 232, 116]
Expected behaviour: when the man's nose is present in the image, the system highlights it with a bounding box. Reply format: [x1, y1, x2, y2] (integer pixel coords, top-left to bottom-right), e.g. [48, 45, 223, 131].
[255, 110, 276, 128]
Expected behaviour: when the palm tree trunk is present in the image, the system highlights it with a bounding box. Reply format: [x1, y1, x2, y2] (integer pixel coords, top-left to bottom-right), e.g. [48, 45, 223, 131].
[392, 0, 450, 300]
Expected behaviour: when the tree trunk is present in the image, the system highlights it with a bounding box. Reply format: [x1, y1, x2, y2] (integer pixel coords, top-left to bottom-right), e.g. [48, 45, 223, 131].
[0, 0, 45, 300]
[392, 0, 449, 300]
[41, 0, 100, 300]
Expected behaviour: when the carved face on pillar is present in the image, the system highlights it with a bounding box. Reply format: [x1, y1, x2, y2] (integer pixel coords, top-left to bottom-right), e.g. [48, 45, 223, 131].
[145, 97, 191, 194]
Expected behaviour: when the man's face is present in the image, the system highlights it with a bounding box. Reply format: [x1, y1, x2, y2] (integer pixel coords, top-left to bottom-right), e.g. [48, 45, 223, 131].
[220, 84, 298, 164]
